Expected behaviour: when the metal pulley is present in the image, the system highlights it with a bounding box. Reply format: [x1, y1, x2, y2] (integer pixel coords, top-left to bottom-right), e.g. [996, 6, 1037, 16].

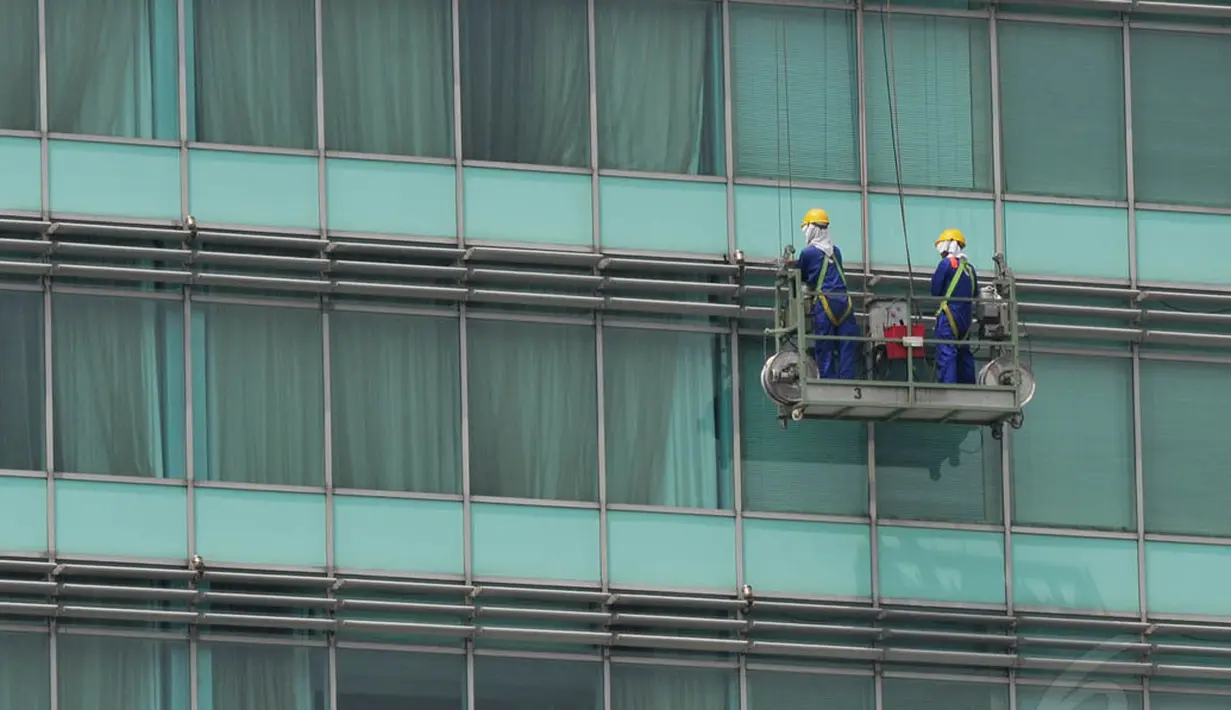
[978, 356, 1037, 407]
[761, 349, 819, 407]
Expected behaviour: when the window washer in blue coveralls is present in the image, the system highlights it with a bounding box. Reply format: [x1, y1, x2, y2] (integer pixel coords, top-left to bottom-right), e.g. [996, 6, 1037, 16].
[931, 228, 978, 385]
[798, 208, 858, 380]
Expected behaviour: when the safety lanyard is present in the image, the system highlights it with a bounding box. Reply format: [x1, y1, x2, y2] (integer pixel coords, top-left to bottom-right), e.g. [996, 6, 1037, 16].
[937, 259, 974, 338]
[816, 256, 853, 325]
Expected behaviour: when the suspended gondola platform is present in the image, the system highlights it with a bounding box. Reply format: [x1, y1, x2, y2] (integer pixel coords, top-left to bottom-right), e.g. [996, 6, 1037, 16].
[761, 246, 1036, 438]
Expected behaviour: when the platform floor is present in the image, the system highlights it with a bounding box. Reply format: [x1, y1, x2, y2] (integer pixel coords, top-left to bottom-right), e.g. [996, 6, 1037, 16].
[790, 380, 1022, 425]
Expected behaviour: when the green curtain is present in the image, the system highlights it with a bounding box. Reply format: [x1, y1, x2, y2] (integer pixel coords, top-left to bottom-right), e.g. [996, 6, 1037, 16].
[322, 0, 454, 158]
[193, 302, 325, 486]
[864, 13, 993, 191]
[459, 0, 590, 168]
[729, 3, 859, 184]
[883, 678, 1010, 710]
[739, 338, 869, 517]
[53, 294, 185, 478]
[0, 0, 39, 130]
[876, 421, 1003, 524]
[189, 0, 317, 149]
[747, 669, 875, 710]
[997, 21, 1125, 200]
[1141, 359, 1231, 537]
[604, 327, 733, 509]
[199, 644, 325, 710]
[473, 656, 602, 710]
[0, 290, 44, 471]
[1012, 354, 1134, 531]
[1130, 29, 1231, 208]
[610, 664, 738, 710]
[595, 0, 723, 175]
[466, 318, 598, 502]
[0, 631, 50, 709]
[46, 0, 179, 139]
[59, 635, 190, 710]
[336, 649, 465, 709]
[329, 311, 461, 494]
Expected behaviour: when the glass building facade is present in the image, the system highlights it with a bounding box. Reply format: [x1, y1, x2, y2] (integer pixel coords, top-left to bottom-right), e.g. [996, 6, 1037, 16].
[2, 0, 1231, 708]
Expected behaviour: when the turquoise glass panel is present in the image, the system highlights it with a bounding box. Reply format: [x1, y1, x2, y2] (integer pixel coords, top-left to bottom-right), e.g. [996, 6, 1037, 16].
[325, 158, 456, 238]
[607, 510, 736, 591]
[463, 168, 592, 247]
[0, 136, 42, 214]
[742, 518, 871, 599]
[49, 141, 181, 220]
[599, 176, 727, 254]
[878, 525, 1005, 605]
[1137, 210, 1231, 287]
[733, 185, 863, 261]
[1004, 202, 1129, 281]
[1012, 534, 1138, 614]
[1018, 685, 1141, 710]
[194, 488, 326, 568]
[333, 495, 464, 577]
[188, 149, 319, 230]
[1146, 541, 1231, 618]
[0, 476, 46, 554]
[471, 503, 600, 584]
[1151, 692, 1231, 710]
[56, 479, 187, 560]
[868, 194, 995, 272]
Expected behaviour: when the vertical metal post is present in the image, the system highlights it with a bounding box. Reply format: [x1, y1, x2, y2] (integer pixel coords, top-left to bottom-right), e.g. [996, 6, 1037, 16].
[867, 421, 879, 605]
[722, 0, 737, 257]
[177, 0, 189, 219]
[596, 316, 609, 591]
[856, 0, 878, 609]
[43, 285, 54, 558]
[602, 653, 612, 710]
[452, 0, 465, 246]
[37, 0, 48, 220]
[1132, 344, 1147, 617]
[48, 625, 58, 710]
[184, 289, 195, 557]
[314, 0, 328, 235]
[327, 634, 338, 710]
[1122, 20, 1137, 289]
[856, 0, 871, 274]
[587, 0, 601, 250]
[466, 642, 476, 710]
[991, 7, 1013, 617]
[189, 632, 199, 710]
[738, 653, 749, 710]
[990, 8, 1005, 254]
[731, 328, 744, 591]
[322, 308, 334, 572]
[459, 307, 473, 584]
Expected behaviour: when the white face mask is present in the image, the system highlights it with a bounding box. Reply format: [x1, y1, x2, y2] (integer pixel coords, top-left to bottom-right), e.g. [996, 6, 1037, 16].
[937, 240, 964, 258]
[802, 224, 833, 256]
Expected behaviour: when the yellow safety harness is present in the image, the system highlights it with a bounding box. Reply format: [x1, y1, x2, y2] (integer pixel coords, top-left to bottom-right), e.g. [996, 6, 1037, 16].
[815, 256, 854, 325]
[936, 257, 975, 338]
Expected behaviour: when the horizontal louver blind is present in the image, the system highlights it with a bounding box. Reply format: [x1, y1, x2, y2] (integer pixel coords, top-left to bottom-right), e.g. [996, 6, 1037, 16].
[1131, 29, 1231, 207]
[864, 13, 993, 191]
[998, 21, 1126, 200]
[730, 3, 859, 184]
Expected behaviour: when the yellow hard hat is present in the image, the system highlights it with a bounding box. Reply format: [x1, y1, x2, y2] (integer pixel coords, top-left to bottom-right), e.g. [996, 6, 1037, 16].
[936, 228, 966, 248]
[800, 208, 830, 227]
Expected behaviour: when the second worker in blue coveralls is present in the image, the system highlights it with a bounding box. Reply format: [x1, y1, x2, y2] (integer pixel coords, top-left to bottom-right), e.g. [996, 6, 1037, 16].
[798, 208, 858, 380]
[931, 228, 978, 385]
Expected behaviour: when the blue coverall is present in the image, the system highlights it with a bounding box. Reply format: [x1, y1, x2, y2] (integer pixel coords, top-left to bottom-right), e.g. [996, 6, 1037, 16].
[798, 244, 858, 380]
[931, 256, 978, 384]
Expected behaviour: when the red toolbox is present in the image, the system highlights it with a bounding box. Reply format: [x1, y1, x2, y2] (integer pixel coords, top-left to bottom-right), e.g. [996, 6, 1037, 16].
[884, 323, 927, 360]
